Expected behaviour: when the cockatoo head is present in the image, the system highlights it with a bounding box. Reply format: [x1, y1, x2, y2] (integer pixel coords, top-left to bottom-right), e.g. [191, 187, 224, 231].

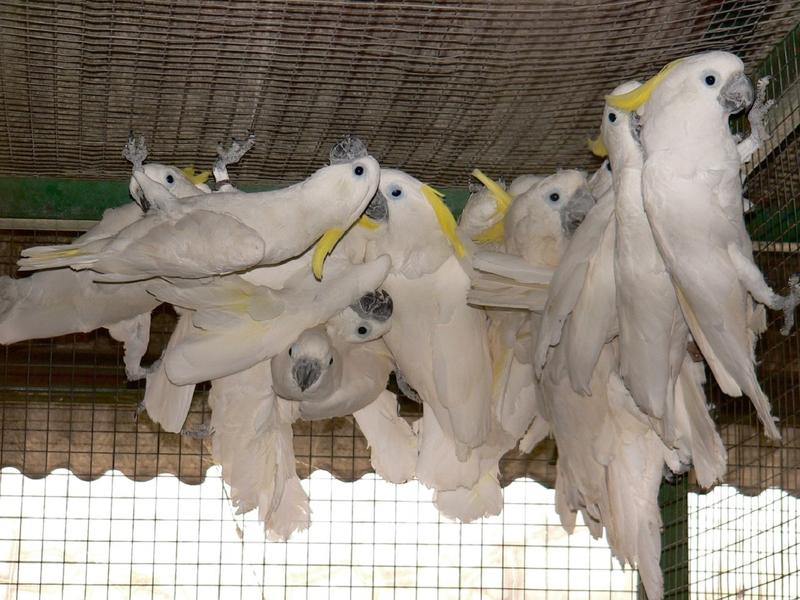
[327, 289, 394, 343]
[504, 170, 595, 267]
[272, 325, 341, 401]
[359, 168, 466, 277]
[606, 51, 753, 132]
[128, 163, 210, 209]
[589, 80, 643, 170]
[309, 137, 381, 279]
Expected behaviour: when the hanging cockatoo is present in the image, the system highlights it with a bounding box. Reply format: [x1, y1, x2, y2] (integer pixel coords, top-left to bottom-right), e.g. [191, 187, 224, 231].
[590, 80, 726, 487]
[0, 136, 216, 379]
[208, 360, 309, 541]
[352, 168, 493, 467]
[145, 254, 391, 386]
[529, 165, 617, 392]
[271, 290, 417, 484]
[442, 170, 596, 522]
[18, 137, 380, 282]
[606, 51, 799, 440]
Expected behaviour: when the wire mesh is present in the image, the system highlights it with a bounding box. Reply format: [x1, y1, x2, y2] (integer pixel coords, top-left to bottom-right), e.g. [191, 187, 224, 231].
[0, 1, 798, 186]
[0, 2, 799, 599]
[0, 468, 639, 599]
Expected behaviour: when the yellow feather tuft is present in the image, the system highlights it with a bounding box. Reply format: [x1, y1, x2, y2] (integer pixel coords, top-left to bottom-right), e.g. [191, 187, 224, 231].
[420, 184, 466, 258]
[605, 58, 683, 111]
[473, 219, 505, 244]
[471, 168, 513, 212]
[312, 227, 345, 280]
[587, 135, 608, 157]
[357, 215, 381, 230]
[39, 247, 83, 259]
[180, 166, 211, 185]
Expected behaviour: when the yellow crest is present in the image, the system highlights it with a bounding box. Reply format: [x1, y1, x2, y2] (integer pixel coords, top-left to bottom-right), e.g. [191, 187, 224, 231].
[605, 58, 683, 111]
[472, 168, 513, 212]
[311, 227, 345, 280]
[587, 135, 608, 158]
[180, 165, 211, 185]
[420, 184, 466, 258]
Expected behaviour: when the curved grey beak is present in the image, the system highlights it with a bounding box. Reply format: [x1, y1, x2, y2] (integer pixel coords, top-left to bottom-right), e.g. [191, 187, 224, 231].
[718, 72, 754, 114]
[292, 358, 322, 391]
[364, 189, 388, 222]
[561, 187, 595, 237]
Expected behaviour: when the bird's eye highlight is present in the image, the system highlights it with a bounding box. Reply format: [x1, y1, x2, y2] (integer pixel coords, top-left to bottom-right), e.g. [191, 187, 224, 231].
[388, 185, 403, 199]
[353, 165, 365, 176]
[166, 174, 175, 184]
[549, 192, 560, 203]
[357, 326, 368, 335]
[608, 112, 617, 123]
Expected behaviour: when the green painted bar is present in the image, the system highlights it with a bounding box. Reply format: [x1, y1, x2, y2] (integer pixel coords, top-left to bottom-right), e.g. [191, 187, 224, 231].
[0, 177, 471, 222]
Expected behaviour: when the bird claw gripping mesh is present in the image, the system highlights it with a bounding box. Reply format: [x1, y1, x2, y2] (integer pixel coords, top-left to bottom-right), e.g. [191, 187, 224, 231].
[748, 76, 775, 146]
[351, 289, 393, 322]
[329, 135, 368, 164]
[780, 273, 800, 336]
[215, 132, 256, 169]
[122, 132, 148, 171]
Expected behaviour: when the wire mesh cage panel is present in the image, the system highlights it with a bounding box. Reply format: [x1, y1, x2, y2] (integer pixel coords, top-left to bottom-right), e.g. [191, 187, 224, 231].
[0, 2, 799, 600]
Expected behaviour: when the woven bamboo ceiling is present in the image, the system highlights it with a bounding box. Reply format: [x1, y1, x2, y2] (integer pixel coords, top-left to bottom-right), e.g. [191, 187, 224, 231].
[0, 1, 798, 187]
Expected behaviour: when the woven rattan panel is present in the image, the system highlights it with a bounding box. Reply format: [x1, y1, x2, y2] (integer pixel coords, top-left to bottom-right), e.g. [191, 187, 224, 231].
[0, 1, 798, 186]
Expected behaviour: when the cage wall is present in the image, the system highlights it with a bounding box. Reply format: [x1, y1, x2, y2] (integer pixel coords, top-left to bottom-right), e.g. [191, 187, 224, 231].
[1, 2, 799, 599]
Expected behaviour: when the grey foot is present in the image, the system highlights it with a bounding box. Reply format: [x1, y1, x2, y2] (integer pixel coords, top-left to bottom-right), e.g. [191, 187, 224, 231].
[215, 132, 256, 169]
[122, 132, 148, 171]
[748, 76, 775, 145]
[780, 273, 800, 336]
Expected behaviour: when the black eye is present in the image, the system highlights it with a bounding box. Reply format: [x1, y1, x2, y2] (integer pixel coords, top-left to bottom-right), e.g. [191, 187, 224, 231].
[391, 188, 402, 197]
[328, 357, 334, 366]
[608, 112, 617, 123]
[357, 326, 368, 335]
[288, 347, 293, 358]
[549, 192, 560, 203]
[354, 165, 364, 176]
[606, 162, 612, 172]
[705, 75, 716, 86]
[166, 174, 175, 184]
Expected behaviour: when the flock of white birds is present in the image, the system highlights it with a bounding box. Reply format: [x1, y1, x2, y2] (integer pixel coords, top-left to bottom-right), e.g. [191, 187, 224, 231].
[2, 50, 799, 600]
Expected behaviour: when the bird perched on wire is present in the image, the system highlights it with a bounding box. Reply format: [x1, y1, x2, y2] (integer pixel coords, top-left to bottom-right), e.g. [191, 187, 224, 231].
[18, 136, 381, 282]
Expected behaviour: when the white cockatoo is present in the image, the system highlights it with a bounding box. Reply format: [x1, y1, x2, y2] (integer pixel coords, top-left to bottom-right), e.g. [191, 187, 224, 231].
[208, 361, 309, 541]
[351, 168, 494, 470]
[0, 150, 215, 379]
[530, 166, 617, 392]
[592, 80, 726, 487]
[440, 170, 596, 522]
[271, 290, 417, 484]
[18, 137, 380, 282]
[606, 51, 798, 440]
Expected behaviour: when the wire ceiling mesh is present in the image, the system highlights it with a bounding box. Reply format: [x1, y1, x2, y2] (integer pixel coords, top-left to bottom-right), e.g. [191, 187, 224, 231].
[0, 0, 798, 186]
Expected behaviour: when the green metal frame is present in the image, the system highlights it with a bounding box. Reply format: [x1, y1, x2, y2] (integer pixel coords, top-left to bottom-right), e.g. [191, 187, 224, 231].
[0, 176, 471, 225]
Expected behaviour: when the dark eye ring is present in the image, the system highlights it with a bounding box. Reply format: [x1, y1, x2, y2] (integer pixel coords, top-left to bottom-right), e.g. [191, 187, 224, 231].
[391, 188, 402, 197]
[608, 112, 617, 123]
[328, 357, 334, 366]
[705, 75, 716, 86]
[354, 165, 364, 176]
[357, 326, 368, 335]
[549, 192, 560, 203]
[166, 174, 175, 184]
